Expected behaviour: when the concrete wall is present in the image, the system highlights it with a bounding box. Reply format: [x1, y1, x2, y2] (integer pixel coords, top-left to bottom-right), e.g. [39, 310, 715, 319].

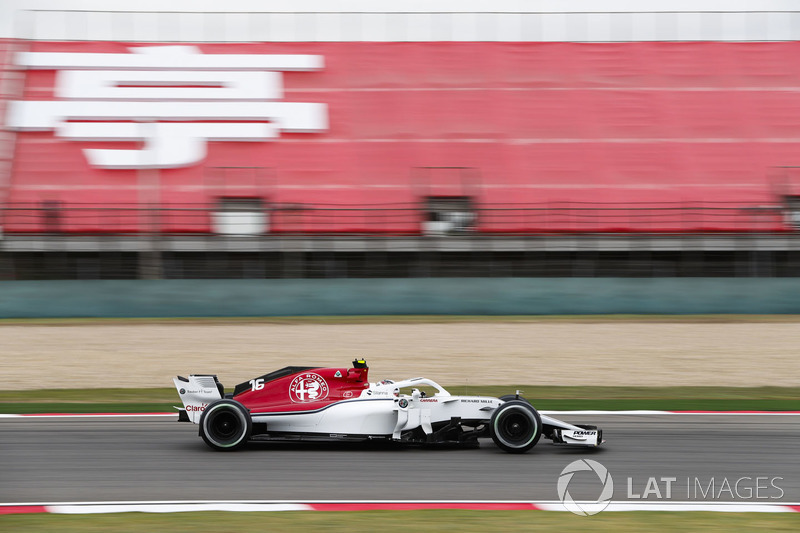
[1, 278, 799, 318]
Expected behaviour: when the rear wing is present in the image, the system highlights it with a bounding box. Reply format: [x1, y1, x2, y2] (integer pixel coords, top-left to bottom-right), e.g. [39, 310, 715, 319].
[173, 375, 223, 423]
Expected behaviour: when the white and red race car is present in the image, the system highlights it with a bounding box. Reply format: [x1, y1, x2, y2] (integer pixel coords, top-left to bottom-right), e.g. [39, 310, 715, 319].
[174, 360, 603, 453]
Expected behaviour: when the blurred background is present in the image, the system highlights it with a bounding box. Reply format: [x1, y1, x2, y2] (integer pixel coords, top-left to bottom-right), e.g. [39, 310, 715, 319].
[2, 2, 800, 517]
[1, 1, 800, 313]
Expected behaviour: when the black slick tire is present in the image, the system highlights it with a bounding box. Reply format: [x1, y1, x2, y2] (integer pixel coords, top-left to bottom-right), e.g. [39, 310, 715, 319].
[198, 399, 252, 451]
[490, 399, 542, 454]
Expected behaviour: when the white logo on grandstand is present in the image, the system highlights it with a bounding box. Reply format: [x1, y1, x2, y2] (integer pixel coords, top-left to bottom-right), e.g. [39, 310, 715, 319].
[6, 46, 328, 169]
[557, 459, 614, 516]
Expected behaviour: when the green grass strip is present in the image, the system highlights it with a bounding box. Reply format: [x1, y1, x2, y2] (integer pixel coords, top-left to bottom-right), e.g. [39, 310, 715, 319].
[2, 510, 799, 533]
[1, 386, 798, 413]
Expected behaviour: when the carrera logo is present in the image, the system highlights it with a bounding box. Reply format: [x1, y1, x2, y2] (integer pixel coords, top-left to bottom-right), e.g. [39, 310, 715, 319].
[289, 373, 329, 403]
[6, 46, 328, 169]
[186, 404, 207, 412]
[419, 398, 438, 402]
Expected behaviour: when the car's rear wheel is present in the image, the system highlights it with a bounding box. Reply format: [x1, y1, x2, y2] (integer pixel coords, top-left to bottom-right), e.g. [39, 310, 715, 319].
[199, 399, 252, 451]
[490, 399, 542, 454]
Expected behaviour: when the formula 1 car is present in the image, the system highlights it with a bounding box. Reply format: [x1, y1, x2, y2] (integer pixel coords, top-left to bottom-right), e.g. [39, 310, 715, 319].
[173, 360, 603, 453]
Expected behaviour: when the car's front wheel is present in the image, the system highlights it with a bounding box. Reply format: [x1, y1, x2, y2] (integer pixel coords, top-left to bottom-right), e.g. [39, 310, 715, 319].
[490, 399, 542, 453]
[199, 399, 252, 451]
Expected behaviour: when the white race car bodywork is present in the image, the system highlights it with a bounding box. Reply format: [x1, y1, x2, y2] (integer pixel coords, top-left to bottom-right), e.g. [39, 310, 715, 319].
[174, 374, 603, 448]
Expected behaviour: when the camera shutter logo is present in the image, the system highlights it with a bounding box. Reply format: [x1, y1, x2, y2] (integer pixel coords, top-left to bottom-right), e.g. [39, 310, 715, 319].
[557, 459, 614, 516]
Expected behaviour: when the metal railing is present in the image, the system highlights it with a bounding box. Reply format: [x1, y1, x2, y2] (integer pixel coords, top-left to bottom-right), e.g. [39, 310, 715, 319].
[3, 201, 800, 280]
[0, 201, 793, 236]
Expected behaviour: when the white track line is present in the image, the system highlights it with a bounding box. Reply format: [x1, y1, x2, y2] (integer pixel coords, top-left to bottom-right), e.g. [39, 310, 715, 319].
[2, 500, 799, 514]
[535, 501, 800, 513]
[48, 503, 314, 514]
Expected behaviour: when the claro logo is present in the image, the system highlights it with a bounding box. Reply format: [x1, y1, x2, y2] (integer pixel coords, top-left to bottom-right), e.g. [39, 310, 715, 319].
[186, 404, 208, 412]
[6, 46, 329, 169]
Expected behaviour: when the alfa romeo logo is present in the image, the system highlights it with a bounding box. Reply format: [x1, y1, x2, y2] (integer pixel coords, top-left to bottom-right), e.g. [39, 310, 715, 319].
[557, 459, 614, 516]
[289, 373, 329, 403]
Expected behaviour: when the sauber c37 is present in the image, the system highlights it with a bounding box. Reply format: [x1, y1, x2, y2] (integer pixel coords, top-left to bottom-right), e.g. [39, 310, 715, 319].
[173, 360, 604, 453]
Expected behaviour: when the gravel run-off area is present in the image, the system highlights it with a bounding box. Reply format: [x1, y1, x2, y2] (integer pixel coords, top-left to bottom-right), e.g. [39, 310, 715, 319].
[2, 319, 799, 390]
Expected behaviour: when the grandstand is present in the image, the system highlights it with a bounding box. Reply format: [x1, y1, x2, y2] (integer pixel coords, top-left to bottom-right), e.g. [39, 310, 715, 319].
[2, 1, 800, 279]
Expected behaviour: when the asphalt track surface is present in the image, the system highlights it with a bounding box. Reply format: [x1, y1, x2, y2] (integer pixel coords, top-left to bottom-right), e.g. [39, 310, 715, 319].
[1, 414, 798, 504]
